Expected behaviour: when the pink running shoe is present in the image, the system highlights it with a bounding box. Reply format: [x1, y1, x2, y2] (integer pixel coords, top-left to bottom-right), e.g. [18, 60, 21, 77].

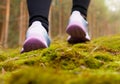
[21, 21, 50, 53]
[66, 11, 90, 44]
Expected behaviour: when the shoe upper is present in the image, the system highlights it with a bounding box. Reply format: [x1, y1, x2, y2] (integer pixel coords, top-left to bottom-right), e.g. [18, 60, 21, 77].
[26, 21, 51, 47]
[66, 11, 91, 43]
[68, 11, 89, 34]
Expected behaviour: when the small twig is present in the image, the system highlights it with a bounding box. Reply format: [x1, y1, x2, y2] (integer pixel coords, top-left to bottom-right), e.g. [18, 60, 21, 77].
[4, 57, 19, 63]
[2, 67, 6, 75]
[90, 45, 101, 55]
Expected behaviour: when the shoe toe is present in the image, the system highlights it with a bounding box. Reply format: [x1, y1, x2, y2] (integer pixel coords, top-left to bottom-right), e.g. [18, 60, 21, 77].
[21, 37, 48, 53]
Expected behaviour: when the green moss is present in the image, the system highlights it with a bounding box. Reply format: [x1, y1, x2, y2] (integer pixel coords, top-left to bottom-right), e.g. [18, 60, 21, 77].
[0, 61, 18, 71]
[4, 68, 120, 84]
[0, 54, 8, 62]
[0, 35, 120, 84]
[93, 35, 120, 51]
[102, 61, 120, 71]
[94, 52, 114, 62]
[68, 71, 120, 84]
[84, 57, 103, 69]
[6, 67, 65, 84]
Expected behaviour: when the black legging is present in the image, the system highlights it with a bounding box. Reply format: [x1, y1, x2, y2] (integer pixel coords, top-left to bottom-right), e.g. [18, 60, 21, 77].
[27, 0, 90, 32]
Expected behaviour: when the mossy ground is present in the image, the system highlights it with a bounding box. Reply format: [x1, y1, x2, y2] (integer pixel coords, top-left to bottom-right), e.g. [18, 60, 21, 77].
[0, 34, 120, 84]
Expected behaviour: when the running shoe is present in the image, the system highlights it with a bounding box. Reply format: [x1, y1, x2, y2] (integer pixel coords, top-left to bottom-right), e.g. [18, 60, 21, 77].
[66, 11, 90, 44]
[21, 21, 50, 53]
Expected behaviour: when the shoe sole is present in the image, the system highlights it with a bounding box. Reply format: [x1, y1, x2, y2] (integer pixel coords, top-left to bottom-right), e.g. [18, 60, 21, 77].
[21, 38, 47, 53]
[66, 23, 89, 43]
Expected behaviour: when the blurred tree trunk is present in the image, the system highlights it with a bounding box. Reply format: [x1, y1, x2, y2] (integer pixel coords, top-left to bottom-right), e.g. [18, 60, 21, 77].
[49, 5, 52, 38]
[59, 0, 62, 36]
[19, 0, 28, 46]
[0, 22, 2, 45]
[19, 0, 24, 46]
[0, 10, 5, 46]
[4, 0, 10, 48]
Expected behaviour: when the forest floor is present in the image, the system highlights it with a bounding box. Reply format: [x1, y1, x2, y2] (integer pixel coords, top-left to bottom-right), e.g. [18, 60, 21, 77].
[0, 34, 120, 84]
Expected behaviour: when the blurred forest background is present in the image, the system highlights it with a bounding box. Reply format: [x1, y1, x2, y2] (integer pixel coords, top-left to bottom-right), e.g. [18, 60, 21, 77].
[0, 0, 120, 48]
